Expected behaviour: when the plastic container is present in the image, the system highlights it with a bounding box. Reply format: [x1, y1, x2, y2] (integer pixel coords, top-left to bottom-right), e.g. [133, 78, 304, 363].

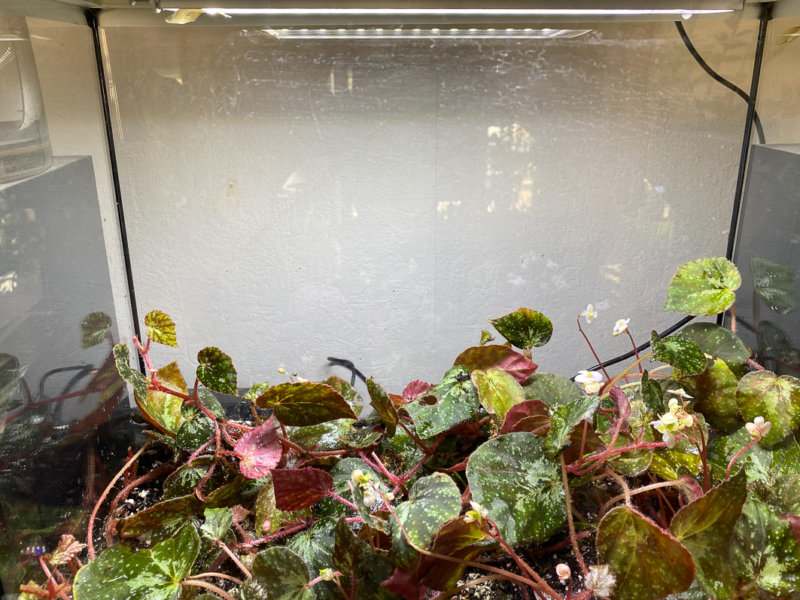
[0, 14, 52, 184]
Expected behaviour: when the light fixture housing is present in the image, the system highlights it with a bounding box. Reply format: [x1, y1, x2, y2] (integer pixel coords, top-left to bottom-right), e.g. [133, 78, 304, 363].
[149, 0, 743, 26]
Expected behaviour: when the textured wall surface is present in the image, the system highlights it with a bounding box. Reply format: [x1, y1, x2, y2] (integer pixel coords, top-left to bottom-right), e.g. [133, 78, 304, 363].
[94, 19, 776, 395]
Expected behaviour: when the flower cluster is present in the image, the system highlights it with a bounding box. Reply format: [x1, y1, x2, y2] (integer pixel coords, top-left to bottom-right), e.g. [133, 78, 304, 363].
[651, 393, 694, 449]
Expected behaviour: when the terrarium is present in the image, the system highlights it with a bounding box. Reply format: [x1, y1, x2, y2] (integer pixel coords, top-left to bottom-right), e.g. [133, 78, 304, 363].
[0, 1, 798, 599]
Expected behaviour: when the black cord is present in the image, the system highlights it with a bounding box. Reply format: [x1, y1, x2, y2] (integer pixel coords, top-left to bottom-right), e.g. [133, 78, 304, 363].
[86, 9, 146, 375]
[327, 357, 368, 386]
[580, 9, 774, 376]
[675, 21, 766, 145]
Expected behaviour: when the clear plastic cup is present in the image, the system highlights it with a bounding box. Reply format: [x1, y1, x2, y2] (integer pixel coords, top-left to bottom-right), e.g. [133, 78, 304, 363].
[0, 14, 52, 184]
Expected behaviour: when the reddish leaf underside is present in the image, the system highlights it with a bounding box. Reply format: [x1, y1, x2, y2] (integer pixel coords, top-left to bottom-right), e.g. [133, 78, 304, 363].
[454, 345, 538, 382]
[234, 420, 282, 479]
[499, 399, 550, 435]
[271, 467, 333, 511]
[403, 380, 433, 403]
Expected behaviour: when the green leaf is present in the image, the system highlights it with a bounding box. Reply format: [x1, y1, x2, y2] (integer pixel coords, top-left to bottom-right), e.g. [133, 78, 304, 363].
[251, 547, 314, 600]
[489, 307, 553, 349]
[651, 331, 707, 376]
[323, 375, 363, 414]
[163, 457, 218, 499]
[545, 395, 599, 457]
[145, 309, 178, 347]
[680, 358, 741, 432]
[243, 382, 270, 402]
[471, 368, 525, 422]
[200, 507, 233, 541]
[664, 257, 741, 316]
[676, 323, 750, 372]
[419, 516, 494, 591]
[367, 378, 398, 436]
[597, 506, 695, 600]
[118, 495, 202, 540]
[640, 370, 664, 415]
[404, 366, 480, 439]
[196, 347, 237, 395]
[522, 372, 583, 408]
[74, 526, 200, 600]
[256, 382, 358, 427]
[752, 256, 796, 314]
[114, 343, 147, 398]
[390, 473, 462, 567]
[732, 497, 800, 596]
[176, 404, 213, 451]
[333, 515, 364, 574]
[81, 312, 112, 349]
[197, 388, 226, 418]
[707, 427, 773, 485]
[649, 449, 702, 481]
[286, 519, 336, 575]
[737, 371, 800, 445]
[467, 432, 566, 545]
[670, 472, 747, 599]
[135, 361, 187, 435]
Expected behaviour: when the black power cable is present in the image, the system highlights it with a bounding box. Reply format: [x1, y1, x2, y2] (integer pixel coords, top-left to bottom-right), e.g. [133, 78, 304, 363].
[581, 7, 773, 375]
[85, 10, 146, 374]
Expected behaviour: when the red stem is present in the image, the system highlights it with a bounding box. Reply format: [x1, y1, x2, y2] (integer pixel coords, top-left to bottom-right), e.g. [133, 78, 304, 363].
[576, 317, 610, 382]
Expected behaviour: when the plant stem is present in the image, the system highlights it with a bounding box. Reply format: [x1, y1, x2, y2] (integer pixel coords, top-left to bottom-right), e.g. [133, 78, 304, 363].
[327, 491, 360, 512]
[626, 330, 642, 373]
[576, 317, 610, 382]
[727, 436, 762, 479]
[218, 540, 252, 579]
[603, 469, 631, 506]
[600, 479, 684, 516]
[186, 573, 244, 586]
[560, 455, 588, 577]
[181, 579, 237, 600]
[87, 439, 151, 559]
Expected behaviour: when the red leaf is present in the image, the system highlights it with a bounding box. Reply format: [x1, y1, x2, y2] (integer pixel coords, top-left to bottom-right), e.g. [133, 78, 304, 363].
[382, 567, 428, 600]
[271, 467, 333, 511]
[499, 399, 550, 435]
[234, 420, 282, 479]
[403, 380, 433, 403]
[454, 346, 537, 382]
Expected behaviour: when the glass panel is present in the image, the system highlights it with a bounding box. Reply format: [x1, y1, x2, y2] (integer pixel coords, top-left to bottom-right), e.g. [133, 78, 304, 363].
[102, 19, 758, 391]
[732, 15, 800, 376]
[0, 17, 133, 594]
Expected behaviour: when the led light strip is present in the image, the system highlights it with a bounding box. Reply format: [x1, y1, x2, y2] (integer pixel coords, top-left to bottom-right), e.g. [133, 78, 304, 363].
[197, 7, 734, 16]
[262, 27, 593, 39]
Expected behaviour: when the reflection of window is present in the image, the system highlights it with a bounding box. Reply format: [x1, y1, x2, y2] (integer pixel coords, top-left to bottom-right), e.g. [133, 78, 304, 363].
[485, 123, 535, 212]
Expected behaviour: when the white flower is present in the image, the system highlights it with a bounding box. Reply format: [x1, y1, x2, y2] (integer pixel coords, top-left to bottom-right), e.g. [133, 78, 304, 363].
[612, 318, 630, 336]
[580, 304, 598, 324]
[745, 416, 772, 440]
[668, 388, 693, 400]
[575, 370, 604, 394]
[556, 563, 571, 581]
[362, 492, 377, 508]
[651, 419, 678, 449]
[585, 565, 616, 597]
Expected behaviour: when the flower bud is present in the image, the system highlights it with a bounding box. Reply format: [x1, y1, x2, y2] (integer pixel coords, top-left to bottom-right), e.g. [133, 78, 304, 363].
[555, 563, 571, 581]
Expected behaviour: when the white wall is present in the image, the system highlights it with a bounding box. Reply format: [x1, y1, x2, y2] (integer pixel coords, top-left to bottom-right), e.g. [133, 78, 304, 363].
[90, 18, 776, 395]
